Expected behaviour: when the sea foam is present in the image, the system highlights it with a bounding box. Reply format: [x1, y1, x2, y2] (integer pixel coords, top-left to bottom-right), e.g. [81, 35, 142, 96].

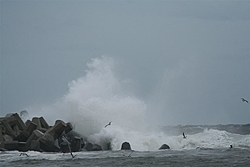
[25, 56, 250, 151]
[30, 56, 147, 150]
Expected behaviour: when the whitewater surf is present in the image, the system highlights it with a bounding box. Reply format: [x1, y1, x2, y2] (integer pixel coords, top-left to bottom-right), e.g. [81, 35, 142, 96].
[1, 56, 249, 166]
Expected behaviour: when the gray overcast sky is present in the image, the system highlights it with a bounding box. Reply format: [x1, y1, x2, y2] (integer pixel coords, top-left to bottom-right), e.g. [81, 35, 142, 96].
[1, 0, 249, 125]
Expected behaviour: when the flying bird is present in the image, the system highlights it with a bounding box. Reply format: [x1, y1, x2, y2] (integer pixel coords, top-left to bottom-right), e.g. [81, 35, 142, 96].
[183, 132, 187, 139]
[105, 121, 112, 128]
[241, 98, 249, 103]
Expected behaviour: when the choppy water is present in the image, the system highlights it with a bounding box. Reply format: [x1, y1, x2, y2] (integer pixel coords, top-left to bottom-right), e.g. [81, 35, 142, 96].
[1, 124, 250, 167]
[1, 147, 250, 167]
[4, 57, 249, 166]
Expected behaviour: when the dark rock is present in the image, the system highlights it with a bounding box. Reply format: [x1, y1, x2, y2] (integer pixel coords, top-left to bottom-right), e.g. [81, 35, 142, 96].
[44, 133, 54, 143]
[0, 113, 84, 153]
[121, 142, 131, 150]
[3, 141, 19, 150]
[70, 136, 81, 152]
[80, 138, 85, 148]
[27, 119, 67, 152]
[25, 120, 38, 135]
[32, 117, 47, 133]
[0, 147, 7, 151]
[66, 130, 83, 140]
[32, 117, 42, 128]
[84, 143, 93, 151]
[0, 113, 25, 138]
[65, 122, 73, 134]
[60, 141, 70, 153]
[39, 117, 50, 129]
[26, 129, 44, 147]
[92, 144, 102, 151]
[0, 121, 6, 135]
[29, 140, 40, 151]
[34, 120, 66, 152]
[0, 129, 3, 147]
[46, 120, 66, 140]
[18, 142, 28, 152]
[3, 134, 13, 142]
[159, 144, 170, 150]
[14, 131, 30, 142]
[10, 113, 26, 131]
[39, 136, 60, 152]
[65, 130, 85, 148]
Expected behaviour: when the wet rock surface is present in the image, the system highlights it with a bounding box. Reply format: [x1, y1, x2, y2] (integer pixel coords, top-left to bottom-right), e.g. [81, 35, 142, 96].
[121, 142, 131, 150]
[159, 144, 170, 150]
[0, 112, 90, 153]
[0, 112, 170, 153]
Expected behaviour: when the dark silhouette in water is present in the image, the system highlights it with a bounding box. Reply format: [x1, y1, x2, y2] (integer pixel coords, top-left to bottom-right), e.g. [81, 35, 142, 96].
[159, 144, 170, 150]
[230, 145, 233, 148]
[121, 142, 131, 150]
[183, 132, 187, 139]
[105, 121, 112, 128]
[241, 98, 248, 103]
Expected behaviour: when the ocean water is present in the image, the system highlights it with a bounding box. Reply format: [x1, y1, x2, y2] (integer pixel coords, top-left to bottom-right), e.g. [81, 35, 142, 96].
[1, 125, 250, 167]
[2, 57, 249, 166]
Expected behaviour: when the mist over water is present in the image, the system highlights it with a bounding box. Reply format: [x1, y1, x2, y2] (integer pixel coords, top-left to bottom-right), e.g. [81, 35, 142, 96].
[64, 56, 146, 143]
[24, 56, 249, 151]
[27, 56, 149, 150]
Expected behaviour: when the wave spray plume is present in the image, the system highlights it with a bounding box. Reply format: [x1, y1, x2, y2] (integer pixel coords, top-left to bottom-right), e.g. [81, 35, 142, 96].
[64, 56, 147, 149]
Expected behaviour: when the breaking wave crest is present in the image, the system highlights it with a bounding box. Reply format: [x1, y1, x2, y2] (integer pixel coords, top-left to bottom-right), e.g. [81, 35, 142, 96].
[26, 56, 250, 151]
[64, 56, 146, 137]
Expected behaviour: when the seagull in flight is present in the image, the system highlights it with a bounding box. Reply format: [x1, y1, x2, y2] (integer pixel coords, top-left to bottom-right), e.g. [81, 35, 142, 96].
[183, 132, 187, 139]
[105, 121, 112, 128]
[241, 98, 249, 103]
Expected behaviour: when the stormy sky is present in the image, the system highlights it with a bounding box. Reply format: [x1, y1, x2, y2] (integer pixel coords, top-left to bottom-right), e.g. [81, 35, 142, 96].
[1, 1, 249, 125]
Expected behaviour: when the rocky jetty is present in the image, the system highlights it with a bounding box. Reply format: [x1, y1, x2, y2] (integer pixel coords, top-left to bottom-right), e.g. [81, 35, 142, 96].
[0, 112, 171, 153]
[0, 112, 87, 153]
